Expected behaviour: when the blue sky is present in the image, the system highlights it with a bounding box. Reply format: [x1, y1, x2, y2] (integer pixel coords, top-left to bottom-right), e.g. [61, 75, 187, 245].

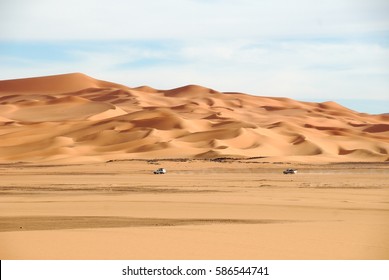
[0, 0, 388, 113]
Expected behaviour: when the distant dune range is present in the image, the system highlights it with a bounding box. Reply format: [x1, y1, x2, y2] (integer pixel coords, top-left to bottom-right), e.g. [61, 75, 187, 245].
[0, 73, 388, 163]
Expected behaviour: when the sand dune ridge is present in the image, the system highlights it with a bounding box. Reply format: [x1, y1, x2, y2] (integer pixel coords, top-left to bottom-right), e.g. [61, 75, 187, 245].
[0, 73, 388, 163]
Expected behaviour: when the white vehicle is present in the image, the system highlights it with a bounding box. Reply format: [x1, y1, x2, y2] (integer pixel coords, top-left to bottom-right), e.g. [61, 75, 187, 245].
[153, 168, 166, 174]
[283, 168, 297, 174]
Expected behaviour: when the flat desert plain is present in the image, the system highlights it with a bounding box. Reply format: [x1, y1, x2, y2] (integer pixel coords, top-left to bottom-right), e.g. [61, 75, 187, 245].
[0, 160, 388, 259]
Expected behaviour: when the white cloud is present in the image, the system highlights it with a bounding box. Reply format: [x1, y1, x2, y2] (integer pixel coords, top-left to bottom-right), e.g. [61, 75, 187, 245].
[1, 39, 388, 102]
[71, 41, 389, 101]
[0, 0, 388, 112]
[1, 0, 388, 40]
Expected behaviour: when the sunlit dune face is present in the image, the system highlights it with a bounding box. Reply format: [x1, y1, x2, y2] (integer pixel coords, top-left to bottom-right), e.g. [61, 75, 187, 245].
[0, 73, 388, 163]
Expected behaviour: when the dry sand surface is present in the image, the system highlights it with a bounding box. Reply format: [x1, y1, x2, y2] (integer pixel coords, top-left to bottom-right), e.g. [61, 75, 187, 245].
[0, 73, 388, 163]
[0, 73, 388, 260]
[0, 160, 388, 259]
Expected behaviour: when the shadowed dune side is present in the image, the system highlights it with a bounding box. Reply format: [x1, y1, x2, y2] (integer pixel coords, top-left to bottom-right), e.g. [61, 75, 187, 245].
[0, 73, 389, 163]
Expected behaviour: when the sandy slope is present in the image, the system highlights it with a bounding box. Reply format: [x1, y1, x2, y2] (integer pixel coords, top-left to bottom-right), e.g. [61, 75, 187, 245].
[0, 73, 388, 163]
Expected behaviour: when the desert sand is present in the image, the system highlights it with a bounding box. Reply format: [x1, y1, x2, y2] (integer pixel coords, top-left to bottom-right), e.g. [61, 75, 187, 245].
[0, 73, 388, 163]
[0, 73, 388, 259]
[0, 160, 388, 259]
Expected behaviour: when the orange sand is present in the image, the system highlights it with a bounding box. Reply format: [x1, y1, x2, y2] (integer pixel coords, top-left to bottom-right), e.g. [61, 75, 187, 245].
[0, 73, 388, 163]
[0, 73, 388, 260]
[0, 160, 388, 259]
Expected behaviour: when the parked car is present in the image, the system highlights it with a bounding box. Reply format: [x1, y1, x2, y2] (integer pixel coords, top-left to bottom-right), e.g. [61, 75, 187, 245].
[153, 168, 166, 174]
[283, 168, 297, 174]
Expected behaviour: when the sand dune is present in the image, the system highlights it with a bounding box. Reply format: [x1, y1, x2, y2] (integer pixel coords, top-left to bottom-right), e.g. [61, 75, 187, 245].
[0, 73, 388, 163]
[2, 73, 388, 261]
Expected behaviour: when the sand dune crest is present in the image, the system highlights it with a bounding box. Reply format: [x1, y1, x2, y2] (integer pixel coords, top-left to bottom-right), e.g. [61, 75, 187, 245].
[0, 73, 388, 163]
